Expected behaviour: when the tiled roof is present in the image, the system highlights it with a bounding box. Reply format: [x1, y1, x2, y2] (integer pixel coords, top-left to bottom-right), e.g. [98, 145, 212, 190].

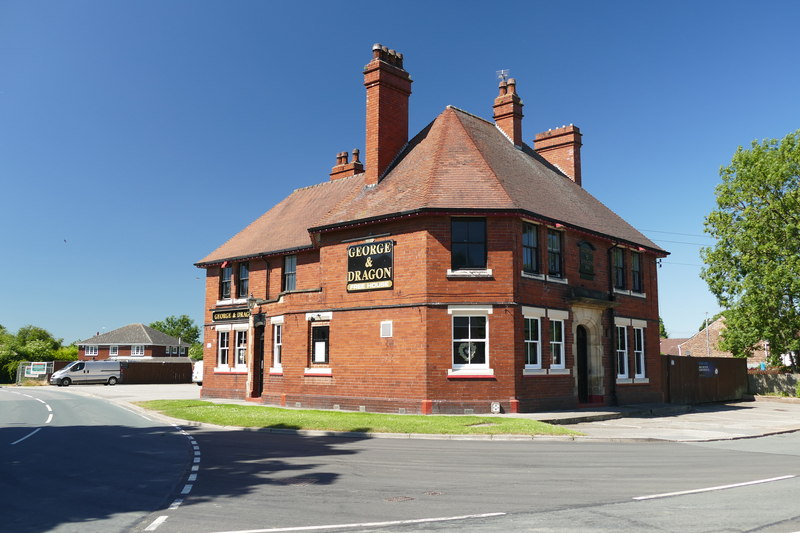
[78, 323, 190, 347]
[315, 107, 664, 252]
[660, 337, 689, 356]
[198, 106, 664, 265]
[196, 174, 365, 265]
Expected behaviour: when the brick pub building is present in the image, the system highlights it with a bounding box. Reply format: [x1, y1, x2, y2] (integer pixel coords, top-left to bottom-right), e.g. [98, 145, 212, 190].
[195, 44, 668, 414]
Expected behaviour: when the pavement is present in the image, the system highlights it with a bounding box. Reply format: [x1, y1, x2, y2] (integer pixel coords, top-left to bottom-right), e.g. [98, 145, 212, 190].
[27, 383, 800, 442]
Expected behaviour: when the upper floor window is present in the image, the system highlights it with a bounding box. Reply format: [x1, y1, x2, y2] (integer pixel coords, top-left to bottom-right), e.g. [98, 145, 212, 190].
[237, 263, 250, 299]
[86, 345, 98, 357]
[451, 218, 487, 270]
[220, 265, 232, 299]
[631, 252, 643, 293]
[109, 345, 118, 357]
[132, 345, 145, 357]
[522, 223, 539, 274]
[547, 230, 563, 278]
[612, 248, 626, 290]
[283, 255, 297, 292]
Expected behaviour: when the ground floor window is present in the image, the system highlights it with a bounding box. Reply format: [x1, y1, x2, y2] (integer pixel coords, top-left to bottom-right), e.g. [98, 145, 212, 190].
[550, 319, 565, 368]
[218, 331, 229, 367]
[235, 330, 247, 369]
[452, 315, 487, 368]
[272, 323, 282, 366]
[524, 317, 541, 368]
[310, 324, 329, 364]
[634, 327, 645, 378]
[616, 326, 628, 378]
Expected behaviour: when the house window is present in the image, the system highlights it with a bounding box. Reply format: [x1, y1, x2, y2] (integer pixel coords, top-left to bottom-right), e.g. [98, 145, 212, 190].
[132, 345, 145, 357]
[86, 345, 98, 357]
[235, 330, 247, 368]
[283, 255, 297, 292]
[634, 327, 645, 378]
[452, 315, 488, 368]
[612, 248, 626, 290]
[109, 345, 118, 357]
[522, 223, 539, 274]
[524, 317, 541, 368]
[451, 218, 487, 270]
[632, 253, 643, 293]
[578, 241, 595, 280]
[220, 265, 232, 299]
[310, 324, 329, 364]
[237, 262, 250, 299]
[218, 331, 229, 367]
[547, 230, 563, 278]
[550, 319, 565, 369]
[616, 326, 628, 378]
[272, 323, 282, 368]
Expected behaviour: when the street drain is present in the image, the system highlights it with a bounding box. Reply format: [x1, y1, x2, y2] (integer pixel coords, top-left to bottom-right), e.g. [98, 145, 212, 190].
[385, 496, 414, 502]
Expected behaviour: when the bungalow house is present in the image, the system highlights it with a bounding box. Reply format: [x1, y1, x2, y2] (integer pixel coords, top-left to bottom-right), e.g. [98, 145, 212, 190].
[78, 323, 190, 361]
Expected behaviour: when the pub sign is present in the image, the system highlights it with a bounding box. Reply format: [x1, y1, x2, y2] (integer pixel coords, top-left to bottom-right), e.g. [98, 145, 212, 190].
[212, 308, 250, 322]
[347, 240, 394, 292]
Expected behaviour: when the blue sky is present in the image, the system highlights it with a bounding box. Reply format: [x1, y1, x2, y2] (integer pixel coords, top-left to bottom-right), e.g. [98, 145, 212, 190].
[1, 1, 798, 343]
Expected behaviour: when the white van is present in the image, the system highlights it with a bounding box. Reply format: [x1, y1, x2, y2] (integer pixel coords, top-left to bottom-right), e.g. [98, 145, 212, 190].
[50, 361, 121, 387]
[192, 361, 203, 386]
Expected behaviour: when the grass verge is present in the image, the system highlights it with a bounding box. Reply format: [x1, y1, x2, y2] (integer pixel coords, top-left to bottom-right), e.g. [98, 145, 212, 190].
[137, 400, 580, 437]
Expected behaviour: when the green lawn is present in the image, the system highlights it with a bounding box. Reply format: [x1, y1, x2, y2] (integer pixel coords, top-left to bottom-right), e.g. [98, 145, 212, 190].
[137, 400, 580, 437]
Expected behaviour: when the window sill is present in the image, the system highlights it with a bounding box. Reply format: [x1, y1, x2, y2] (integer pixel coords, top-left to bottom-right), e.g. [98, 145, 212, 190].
[521, 271, 544, 280]
[548, 368, 570, 375]
[447, 368, 495, 379]
[447, 269, 493, 279]
[633, 377, 649, 384]
[214, 369, 247, 375]
[523, 367, 546, 375]
[616, 378, 633, 384]
[304, 367, 332, 376]
[546, 275, 568, 284]
[216, 298, 248, 306]
[269, 368, 283, 376]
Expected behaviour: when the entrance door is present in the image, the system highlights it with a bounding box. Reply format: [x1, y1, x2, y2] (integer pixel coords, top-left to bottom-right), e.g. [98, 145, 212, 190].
[576, 326, 589, 403]
[252, 325, 264, 398]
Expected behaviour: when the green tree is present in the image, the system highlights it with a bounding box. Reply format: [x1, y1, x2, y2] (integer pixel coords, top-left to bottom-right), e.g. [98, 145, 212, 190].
[149, 315, 200, 345]
[659, 317, 668, 338]
[700, 130, 800, 370]
[0, 325, 68, 383]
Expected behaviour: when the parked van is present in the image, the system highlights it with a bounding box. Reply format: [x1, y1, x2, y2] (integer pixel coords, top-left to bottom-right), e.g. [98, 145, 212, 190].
[50, 361, 121, 387]
[192, 361, 203, 386]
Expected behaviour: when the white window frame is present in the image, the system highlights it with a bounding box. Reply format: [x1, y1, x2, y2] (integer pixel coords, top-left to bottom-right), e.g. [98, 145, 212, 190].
[522, 307, 546, 371]
[616, 325, 629, 379]
[634, 326, 646, 379]
[85, 345, 98, 357]
[131, 345, 145, 357]
[380, 320, 393, 338]
[234, 330, 247, 369]
[217, 330, 230, 369]
[549, 319, 565, 369]
[109, 345, 118, 357]
[525, 317, 541, 368]
[272, 322, 282, 370]
[447, 305, 493, 376]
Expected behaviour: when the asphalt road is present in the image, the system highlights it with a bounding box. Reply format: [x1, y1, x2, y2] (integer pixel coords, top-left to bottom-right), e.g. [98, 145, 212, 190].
[0, 386, 193, 533]
[5, 384, 800, 532]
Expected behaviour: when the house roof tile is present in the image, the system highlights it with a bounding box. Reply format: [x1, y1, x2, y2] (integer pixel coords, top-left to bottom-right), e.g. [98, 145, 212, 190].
[79, 323, 190, 347]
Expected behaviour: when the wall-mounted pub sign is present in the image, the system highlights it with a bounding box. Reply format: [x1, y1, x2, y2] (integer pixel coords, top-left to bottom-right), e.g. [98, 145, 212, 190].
[347, 240, 394, 292]
[212, 308, 250, 322]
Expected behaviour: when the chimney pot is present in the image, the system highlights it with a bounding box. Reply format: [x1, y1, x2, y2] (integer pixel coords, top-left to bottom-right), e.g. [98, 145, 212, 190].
[493, 77, 523, 145]
[352, 148, 360, 163]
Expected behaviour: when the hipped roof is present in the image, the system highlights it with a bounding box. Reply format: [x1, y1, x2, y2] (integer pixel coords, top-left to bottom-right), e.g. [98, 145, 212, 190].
[197, 106, 664, 266]
[79, 323, 190, 347]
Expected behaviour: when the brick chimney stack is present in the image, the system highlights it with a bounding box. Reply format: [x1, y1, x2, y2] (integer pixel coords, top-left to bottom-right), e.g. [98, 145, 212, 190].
[329, 149, 364, 180]
[363, 44, 412, 186]
[493, 78, 524, 146]
[534, 125, 583, 186]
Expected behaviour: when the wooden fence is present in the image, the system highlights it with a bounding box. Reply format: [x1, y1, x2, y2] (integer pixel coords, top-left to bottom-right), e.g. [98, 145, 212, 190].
[663, 355, 748, 404]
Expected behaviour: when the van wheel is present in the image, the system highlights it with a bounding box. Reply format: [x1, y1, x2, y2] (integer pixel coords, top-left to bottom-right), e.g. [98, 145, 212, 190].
[61, 378, 71, 387]
[107, 376, 118, 386]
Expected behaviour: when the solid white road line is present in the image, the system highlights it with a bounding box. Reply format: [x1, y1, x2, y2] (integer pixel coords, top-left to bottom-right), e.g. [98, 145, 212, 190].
[11, 428, 42, 446]
[213, 512, 507, 533]
[633, 475, 797, 501]
[145, 515, 169, 531]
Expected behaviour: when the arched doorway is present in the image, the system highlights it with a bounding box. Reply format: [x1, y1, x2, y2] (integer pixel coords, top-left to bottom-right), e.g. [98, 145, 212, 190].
[576, 325, 589, 403]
